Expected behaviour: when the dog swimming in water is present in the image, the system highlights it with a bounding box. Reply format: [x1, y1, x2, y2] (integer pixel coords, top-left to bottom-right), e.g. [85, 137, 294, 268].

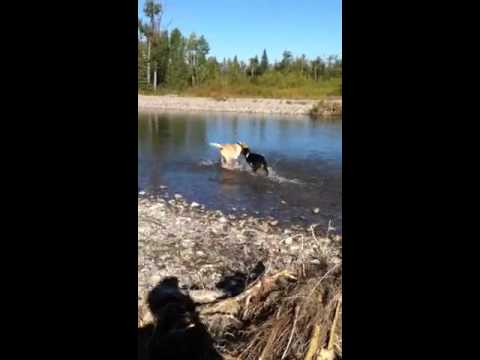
[241, 145, 269, 176]
[209, 141, 248, 169]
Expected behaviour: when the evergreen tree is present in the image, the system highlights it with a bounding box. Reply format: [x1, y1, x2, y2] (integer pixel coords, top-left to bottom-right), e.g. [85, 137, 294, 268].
[260, 49, 269, 74]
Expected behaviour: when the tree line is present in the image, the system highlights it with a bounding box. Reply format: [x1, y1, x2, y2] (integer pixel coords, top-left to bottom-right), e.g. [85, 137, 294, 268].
[138, 1, 342, 96]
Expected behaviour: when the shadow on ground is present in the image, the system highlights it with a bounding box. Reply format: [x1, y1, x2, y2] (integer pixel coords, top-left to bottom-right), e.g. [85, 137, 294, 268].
[138, 277, 222, 360]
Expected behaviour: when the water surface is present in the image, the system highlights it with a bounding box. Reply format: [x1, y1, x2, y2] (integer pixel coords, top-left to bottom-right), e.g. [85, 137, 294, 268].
[138, 111, 342, 231]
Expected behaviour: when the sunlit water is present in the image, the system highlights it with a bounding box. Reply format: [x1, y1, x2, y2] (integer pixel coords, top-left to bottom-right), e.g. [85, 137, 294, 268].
[138, 111, 342, 231]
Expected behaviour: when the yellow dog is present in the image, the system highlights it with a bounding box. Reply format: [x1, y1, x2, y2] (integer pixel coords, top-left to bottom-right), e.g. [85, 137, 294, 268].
[209, 141, 248, 168]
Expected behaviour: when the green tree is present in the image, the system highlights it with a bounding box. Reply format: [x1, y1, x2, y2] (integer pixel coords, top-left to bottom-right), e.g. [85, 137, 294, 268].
[166, 28, 189, 89]
[260, 49, 269, 74]
[151, 30, 169, 86]
[280, 50, 293, 72]
[143, 0, 162, 86]
[186, 33, 210, 86]
[248, 56, 259, 78]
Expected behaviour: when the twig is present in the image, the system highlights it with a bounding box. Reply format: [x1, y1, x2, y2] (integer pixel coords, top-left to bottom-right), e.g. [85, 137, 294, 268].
[310, 224, 320, 246]
[281, 304, 300, 360]
[308, 263, 340, 298]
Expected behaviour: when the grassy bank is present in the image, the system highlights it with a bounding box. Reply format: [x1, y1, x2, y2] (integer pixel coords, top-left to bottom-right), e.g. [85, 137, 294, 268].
[139, 76, 341, 100]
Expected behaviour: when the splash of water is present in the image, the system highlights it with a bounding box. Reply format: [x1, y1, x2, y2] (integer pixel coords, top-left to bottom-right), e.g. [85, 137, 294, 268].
[200, 157, 303, 185]
[266, 168, 303, 184]
[198, 159, 217, 167]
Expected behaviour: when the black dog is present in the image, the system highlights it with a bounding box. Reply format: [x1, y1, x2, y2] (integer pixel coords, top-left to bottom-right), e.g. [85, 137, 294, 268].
[241, 146, 269, 176]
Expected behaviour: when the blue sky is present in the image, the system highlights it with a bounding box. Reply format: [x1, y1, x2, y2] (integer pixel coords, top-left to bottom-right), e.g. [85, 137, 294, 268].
[138, 0, 341, 63]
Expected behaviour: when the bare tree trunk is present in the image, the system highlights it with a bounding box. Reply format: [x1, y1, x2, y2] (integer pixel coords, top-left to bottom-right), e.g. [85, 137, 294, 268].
[147, 38, 151, 85]
[191, 54, 196, 86]
[153, 69, 157, 91]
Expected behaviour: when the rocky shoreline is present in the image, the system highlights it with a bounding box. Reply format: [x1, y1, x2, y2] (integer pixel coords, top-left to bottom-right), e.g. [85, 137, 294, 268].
[138, 94, 342, 116]
[138, 189, 342, 322]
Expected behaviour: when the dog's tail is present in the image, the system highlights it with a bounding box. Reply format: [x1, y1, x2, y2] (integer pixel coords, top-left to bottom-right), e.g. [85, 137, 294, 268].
[209, 142, 223, 149]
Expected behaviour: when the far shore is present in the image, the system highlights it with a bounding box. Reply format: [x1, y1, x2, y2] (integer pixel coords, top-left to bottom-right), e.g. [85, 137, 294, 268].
[138, 94, 342, 116]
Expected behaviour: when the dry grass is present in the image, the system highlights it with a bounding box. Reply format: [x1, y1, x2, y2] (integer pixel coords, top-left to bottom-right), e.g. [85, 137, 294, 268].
[227, 263, 342, 360]
[309, 100, 342, 119]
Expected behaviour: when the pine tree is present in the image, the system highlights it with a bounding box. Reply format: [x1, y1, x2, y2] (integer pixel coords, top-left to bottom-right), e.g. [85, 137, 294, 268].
[260, 49, 269, 74]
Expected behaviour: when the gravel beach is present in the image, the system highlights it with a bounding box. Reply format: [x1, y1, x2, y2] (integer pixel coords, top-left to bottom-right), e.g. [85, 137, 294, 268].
[138, 94, 341, 115]
[138, 189, 342, 324]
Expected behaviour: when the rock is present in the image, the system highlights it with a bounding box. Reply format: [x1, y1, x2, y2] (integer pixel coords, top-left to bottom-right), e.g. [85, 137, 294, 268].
[312, 208, 320, 214]
[218, 217, 228, 223]
[285, 237, 293, 245]
[270, 220, 279, 226]
[191, 201, 200, 208]
[149, 274, 161, 286]
[280, 200, 287, 205]
[174, 193, 183, 200]
[138, 190, 146, 195]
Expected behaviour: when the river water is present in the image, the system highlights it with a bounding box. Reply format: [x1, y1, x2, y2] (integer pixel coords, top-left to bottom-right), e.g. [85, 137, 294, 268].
[138, 111, 342, 231]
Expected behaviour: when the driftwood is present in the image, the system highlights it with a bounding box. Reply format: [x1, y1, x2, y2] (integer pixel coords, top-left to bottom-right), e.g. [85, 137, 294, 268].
[198, 270, 297, 330]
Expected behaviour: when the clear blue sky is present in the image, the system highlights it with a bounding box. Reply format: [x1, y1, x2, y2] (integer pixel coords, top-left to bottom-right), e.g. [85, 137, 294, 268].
[138, 0, 342, 63]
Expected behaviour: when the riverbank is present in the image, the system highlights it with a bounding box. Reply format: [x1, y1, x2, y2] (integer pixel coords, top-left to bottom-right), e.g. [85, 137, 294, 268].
[138, 94, 342, 116]
[138, 190, 341, 309]
[138, 188, 342, 357]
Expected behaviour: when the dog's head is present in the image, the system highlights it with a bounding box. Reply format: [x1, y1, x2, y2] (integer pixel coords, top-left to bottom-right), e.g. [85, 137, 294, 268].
[237, 141, 250, 155]
[237, 141, 249, 153]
